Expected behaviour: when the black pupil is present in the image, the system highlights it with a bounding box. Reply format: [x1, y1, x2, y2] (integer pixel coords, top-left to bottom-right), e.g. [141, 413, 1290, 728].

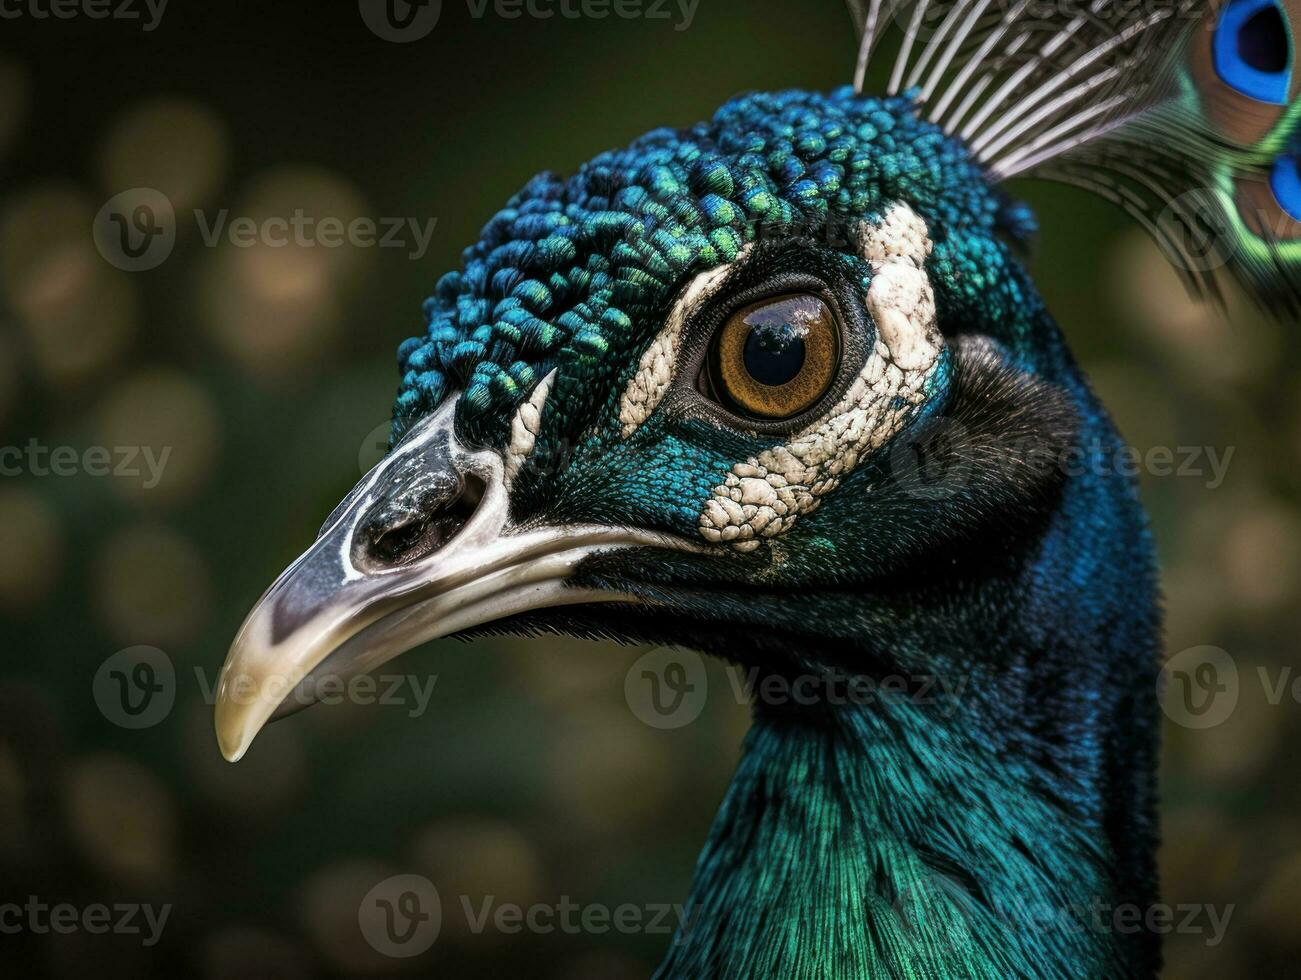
[1240, 4, 1289, 74]
[743, 319, 807, 387]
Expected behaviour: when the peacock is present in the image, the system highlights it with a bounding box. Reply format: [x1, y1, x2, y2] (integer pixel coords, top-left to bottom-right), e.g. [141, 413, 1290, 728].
[214, 1, 1300, 975]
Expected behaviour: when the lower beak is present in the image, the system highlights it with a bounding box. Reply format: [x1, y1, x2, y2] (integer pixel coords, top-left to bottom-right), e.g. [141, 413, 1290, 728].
[214, 401, 690, 762]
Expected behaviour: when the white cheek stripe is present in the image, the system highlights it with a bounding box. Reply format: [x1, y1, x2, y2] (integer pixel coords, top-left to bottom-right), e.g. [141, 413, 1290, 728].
[505, 369, 557, 485]
[699, 203, 944, 551]
[617, 247, 751, 439]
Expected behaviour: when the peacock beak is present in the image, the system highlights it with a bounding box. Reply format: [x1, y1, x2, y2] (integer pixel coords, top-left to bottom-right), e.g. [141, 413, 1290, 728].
[214, 397, 688, 762]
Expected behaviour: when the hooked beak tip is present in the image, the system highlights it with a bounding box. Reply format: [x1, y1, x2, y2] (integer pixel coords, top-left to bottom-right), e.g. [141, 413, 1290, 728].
[214, 677, 265, 763]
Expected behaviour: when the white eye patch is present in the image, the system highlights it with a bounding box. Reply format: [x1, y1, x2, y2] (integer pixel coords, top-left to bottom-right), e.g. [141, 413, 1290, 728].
[505, 369, 557, 485]
[618, 248, 750, 439]
[698, 203, 943, 551]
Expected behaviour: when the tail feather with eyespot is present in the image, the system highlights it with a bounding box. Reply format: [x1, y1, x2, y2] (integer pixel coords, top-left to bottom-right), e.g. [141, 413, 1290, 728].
[846, 0, 1301, 314]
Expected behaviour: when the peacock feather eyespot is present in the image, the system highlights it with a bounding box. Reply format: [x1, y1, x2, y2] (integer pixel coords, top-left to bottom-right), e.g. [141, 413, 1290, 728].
[1225, 147, 1301, 245]
[705, 293, 841, 421]
[1270, 151, 1301, 220]
[1193, 0, 1301, 144]
[1214, 0, 1294, 104]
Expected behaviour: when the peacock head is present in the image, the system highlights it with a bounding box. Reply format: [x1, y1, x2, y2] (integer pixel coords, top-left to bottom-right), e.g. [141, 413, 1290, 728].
[217, 0, 1301, 760]
[215, 90, 1054, 758]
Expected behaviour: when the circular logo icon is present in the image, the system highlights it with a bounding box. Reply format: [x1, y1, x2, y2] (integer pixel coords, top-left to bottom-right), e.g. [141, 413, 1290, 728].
[359, 874, 441, 958]
[92, 188, 176, 272]
[1158, 645, 1239, 730]
[93, 645, 176, 729]
[359, 0, 442, 42]
[358, 420, 394, 475]
[887, 416, 975, 501]
[1157, 190, 1236, 275]
[624, 646, 708, 730]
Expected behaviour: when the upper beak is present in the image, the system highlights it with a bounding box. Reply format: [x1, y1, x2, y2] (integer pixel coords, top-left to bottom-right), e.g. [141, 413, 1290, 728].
[214, 397, 690, 762]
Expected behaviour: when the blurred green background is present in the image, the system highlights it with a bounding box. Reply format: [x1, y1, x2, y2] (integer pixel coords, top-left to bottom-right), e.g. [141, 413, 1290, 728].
[1, 2, 1299, 977]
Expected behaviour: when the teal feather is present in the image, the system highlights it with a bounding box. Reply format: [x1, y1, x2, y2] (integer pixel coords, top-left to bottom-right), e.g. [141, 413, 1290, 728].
[657, 691, 1127, 979]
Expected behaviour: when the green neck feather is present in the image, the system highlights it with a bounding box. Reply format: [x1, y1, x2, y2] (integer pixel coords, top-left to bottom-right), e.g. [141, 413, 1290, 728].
[655, 688, 1132, 979]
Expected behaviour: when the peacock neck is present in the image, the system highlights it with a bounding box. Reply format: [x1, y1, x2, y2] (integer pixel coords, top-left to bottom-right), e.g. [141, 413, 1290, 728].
[655, 681, 1146, 979]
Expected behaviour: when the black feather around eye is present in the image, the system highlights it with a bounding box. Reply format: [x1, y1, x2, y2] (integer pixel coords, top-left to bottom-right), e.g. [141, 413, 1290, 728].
[818, 333, 1082, 585]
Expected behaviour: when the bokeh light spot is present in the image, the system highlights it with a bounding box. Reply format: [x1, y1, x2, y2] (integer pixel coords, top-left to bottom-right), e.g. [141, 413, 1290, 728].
[0, 487, 63, 614]
[93, 367, 221, 505]
[98, 97, 229, 211]
[64, 753, 177, 885]
[91, 522, 212, 648]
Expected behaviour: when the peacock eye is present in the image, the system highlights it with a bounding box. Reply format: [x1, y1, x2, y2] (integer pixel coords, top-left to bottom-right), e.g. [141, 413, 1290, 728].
[1270, 152, 1301, 221]
[1232, 151, 1301, 241]
[705, 293, 840, 421]
[1213, 0, 1294, 104]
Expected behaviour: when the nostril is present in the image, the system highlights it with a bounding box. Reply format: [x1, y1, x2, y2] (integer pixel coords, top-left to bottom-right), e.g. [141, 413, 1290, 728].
[370, 517, 432, 563]
[460, 472, 485, 512]
[355, 472, 486, 570]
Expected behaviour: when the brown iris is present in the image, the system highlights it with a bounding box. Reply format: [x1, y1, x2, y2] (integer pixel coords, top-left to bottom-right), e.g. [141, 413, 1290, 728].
[708, 293, 840, 420]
